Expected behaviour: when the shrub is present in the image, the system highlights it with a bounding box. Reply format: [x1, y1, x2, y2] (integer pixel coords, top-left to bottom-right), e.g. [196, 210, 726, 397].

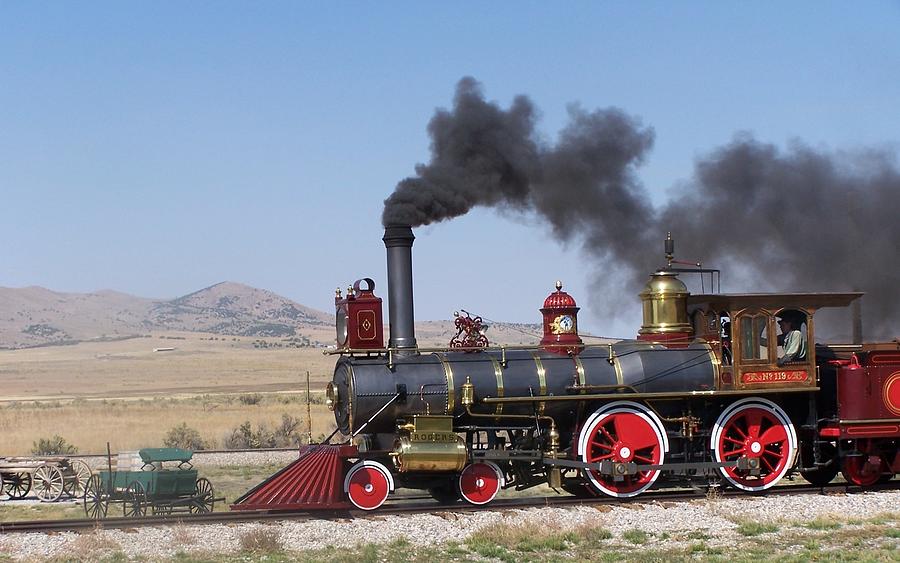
[224, 421, 275, 449]
[274, 414, 303, 447]
[163, 423, 209, 450]
[223, 414, 304, 449]
[239, 527, 283, 554]
[238, 393, 262, 405]
[622, 529, 649, 544]
[736, 521, 778, 536]
[31, 435, 78, 455]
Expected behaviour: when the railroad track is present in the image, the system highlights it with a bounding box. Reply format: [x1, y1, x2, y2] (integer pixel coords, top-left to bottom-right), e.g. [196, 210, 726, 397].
[4, 481, 898, 534]
[50, 447, 300, 460]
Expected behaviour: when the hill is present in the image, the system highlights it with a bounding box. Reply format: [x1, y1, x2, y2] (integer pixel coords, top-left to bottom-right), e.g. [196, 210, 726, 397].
[146, 282, 332, 337]
[0, 282, 332, 349]
[0, 283, 543, 349]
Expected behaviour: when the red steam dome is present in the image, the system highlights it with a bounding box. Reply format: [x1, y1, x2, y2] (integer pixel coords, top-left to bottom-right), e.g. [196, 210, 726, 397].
[543, 282, 578, 309]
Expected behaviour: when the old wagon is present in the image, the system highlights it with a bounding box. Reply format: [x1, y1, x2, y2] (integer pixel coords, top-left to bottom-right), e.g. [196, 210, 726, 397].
[83, 448, 215, 518]
[0, 457, 92, 502]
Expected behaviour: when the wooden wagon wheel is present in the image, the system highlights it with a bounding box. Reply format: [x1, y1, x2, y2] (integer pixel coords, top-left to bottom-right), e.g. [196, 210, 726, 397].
[123, 481, 147, 517]
[83, 474, 108, 520]
[63, 460, 92, 497]
[189, 478, 214, 513]
[33, 465, 65, 502]
[3, 472, 32, 499]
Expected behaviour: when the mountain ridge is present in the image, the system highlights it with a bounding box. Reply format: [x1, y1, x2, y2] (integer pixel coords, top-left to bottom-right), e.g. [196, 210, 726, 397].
[0, 282, 333, 349]
[0, 282, 546, 350]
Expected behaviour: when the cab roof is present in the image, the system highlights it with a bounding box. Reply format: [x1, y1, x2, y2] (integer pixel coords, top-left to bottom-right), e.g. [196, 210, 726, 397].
[686, 292, 863, 312]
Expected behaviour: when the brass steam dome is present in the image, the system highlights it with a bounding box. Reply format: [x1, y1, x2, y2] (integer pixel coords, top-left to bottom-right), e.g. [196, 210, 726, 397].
[638, 271, 692, 335]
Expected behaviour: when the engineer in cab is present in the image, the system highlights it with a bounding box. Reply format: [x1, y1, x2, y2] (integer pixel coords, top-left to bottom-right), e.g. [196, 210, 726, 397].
[776, 311, 807, 366]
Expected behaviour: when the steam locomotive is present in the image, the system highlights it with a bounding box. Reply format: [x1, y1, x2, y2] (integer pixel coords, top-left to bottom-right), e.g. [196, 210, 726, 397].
[234, 226, 900, 512]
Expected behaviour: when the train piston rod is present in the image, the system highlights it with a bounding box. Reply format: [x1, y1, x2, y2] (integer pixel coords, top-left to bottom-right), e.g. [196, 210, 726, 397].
[543, 457, 753, 476]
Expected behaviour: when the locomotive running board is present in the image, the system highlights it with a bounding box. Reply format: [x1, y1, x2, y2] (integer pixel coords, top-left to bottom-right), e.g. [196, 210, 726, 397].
[231, 444, 357, 511]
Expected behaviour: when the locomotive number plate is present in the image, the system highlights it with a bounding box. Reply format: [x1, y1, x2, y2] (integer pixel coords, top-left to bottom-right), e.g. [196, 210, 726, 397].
[741, 370, 808, 384]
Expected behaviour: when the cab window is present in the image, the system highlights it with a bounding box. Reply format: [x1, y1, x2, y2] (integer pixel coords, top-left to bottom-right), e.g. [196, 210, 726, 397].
[740, 313, 769, 361]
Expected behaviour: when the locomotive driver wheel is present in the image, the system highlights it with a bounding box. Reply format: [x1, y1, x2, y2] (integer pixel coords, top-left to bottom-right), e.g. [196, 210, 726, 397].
[841, 440, 886, 486]
[711, 398, 797, 492]
[458, 461, 504, 505]
[344, 460, 393, 511]
[577, 401, 668, 498]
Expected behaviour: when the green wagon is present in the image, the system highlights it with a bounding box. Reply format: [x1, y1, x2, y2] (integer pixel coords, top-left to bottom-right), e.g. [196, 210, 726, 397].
[83, 448, 215, 518]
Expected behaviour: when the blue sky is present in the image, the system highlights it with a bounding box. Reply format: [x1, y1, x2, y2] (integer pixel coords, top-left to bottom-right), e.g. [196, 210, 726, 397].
[2, 2, 899, 337]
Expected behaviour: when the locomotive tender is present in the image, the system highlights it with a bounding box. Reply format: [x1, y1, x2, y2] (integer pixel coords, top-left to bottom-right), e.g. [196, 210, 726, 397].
[235, 226, 900, 511]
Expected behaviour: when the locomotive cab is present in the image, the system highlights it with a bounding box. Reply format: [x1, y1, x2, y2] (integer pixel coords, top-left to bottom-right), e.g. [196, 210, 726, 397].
[686, 294, 860, 391]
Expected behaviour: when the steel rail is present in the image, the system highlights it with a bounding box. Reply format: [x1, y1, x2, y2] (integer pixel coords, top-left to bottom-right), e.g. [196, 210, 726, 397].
[18, 447, 303, 461]
[4, 481, 900, 534]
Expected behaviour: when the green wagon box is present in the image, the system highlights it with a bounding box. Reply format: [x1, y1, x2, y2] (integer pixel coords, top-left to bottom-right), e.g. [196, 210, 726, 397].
[84, 448, 216, 519]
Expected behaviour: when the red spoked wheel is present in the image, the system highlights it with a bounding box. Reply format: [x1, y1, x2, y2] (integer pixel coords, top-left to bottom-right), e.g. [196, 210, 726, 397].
[458, 462, 504, 505]
[344, 460, 393, 511]
[841, 440, 886, 486]
[711, 398, 797, 492]
[577, 401, 667, 498]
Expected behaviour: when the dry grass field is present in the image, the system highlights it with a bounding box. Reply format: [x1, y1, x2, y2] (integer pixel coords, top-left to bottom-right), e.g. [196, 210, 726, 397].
[0, 331, 336, 401]
[0, 395, 335, 455]
[0, 326, 543, 455]
[0, 331, 339, 455]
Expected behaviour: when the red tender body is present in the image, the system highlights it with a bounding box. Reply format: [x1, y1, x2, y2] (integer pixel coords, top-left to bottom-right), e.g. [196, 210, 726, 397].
[837, 351, 900, 437]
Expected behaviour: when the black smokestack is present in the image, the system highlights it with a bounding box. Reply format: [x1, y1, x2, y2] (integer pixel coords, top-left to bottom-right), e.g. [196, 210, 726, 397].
[383, 225, 417, 351]
[384, 78, 900, 339]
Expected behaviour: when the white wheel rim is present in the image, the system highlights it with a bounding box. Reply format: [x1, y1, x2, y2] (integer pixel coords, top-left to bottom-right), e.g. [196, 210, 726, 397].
[344, 460, 393, 510]
[458, 461, 504, 505]
[710, 397, 797, 492]
[577, 401, 668, 498]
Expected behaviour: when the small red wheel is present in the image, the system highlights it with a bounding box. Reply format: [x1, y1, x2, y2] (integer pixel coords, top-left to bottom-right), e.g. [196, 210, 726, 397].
[842, 456, 882, 486]
[577, 401, 667, 498]
[459, 462, 504, 505]
[841, 440, 886, 487]
[711, 398, 797, 491]
[344, 461, 393, 511]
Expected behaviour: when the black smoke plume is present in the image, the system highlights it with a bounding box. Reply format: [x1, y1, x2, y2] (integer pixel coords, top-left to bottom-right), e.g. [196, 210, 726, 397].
[383, 78, 900, 338]
[657, 137, 900, 338]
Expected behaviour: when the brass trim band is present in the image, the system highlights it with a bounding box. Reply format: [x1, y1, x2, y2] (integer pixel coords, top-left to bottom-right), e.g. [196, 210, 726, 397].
[435, 353, 455, 415]
[490, 356, 504, 416]
[612, 355, 624, 387]
[480, 386, 820, 404]
[574, 356, 586, 392]
[530, 351, 547, 415]
[703, 342, 720, 386]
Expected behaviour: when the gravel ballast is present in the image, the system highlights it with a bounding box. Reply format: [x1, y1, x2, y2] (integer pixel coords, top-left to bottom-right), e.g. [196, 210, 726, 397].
[2, 490, 899, 560]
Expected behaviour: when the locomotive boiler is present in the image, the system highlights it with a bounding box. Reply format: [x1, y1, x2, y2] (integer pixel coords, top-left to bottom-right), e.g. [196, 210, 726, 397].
[233, 226, 900, 512]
